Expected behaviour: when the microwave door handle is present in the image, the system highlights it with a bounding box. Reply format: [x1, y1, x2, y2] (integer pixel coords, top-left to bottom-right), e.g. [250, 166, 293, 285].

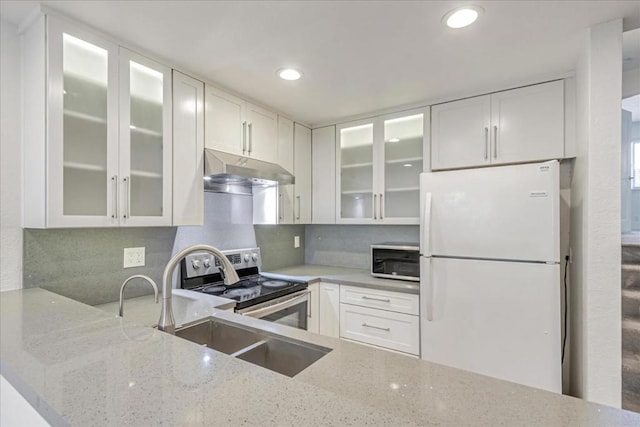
[421, 192, 432, 256]
[241, 291, 309, 318]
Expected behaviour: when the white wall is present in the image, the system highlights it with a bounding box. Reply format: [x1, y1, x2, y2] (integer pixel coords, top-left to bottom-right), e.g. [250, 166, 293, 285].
[622, 68, 640, 99]
[0, 19, 23, 292]
[570, 19, 622, 407]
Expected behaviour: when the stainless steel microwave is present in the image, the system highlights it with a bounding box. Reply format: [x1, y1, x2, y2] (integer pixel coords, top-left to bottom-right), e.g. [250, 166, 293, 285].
[371, 242, 420, 282]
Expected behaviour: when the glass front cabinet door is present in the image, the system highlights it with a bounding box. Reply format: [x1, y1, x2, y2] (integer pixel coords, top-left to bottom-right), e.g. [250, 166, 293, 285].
[336, 108, 429, 225]
[118, 48, 172, 226]
[45, 16, 172, 227]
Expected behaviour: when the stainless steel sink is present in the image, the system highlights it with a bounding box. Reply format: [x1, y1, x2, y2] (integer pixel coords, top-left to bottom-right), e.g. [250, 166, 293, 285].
[175, 318, 264, 355]
[175, 318, 331, 376]
[235, 338, 331, 377]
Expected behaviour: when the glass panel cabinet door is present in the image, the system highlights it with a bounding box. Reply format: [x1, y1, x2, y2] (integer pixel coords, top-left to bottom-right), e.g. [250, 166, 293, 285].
[338, 122, 375, 221]
[382, 113, 424, 221]
[62, 34, 109, 215]
[47, 16, 119, 227]
[119, 49, 172, 226]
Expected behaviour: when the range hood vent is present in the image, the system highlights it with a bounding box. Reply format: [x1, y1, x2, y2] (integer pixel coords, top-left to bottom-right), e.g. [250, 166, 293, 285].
[204, 149, 295, 194]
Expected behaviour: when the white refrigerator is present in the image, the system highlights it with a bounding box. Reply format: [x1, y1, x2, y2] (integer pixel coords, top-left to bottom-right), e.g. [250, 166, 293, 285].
[420, 160, 562, 393]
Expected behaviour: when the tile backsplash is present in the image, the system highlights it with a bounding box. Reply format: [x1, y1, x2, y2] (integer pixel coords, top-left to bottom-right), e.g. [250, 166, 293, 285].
[255, 225, 305, 271]
[305, 225, 419, 269]
[23, 227, 176, 306]
[22, 191, 417, 306]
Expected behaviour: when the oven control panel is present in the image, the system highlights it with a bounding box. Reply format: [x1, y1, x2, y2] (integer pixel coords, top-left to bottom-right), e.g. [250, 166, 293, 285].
[183, 248, 261, 279]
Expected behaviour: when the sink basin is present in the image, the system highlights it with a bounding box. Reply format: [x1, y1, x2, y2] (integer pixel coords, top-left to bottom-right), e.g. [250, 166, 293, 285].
[175, 318, 331, 376]
[175, 318, 263, 355]
[236, 338, 331, 377]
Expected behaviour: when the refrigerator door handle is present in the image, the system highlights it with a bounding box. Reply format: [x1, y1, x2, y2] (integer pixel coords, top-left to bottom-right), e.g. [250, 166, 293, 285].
[421, 192, 432, 256]
[422, 257, 434, 322]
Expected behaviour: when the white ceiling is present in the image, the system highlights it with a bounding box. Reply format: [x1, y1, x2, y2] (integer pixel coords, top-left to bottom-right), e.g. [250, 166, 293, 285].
[1, 1, 639, 126]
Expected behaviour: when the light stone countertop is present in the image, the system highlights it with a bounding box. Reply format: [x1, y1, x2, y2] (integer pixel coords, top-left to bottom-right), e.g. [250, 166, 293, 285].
[1, 288, 639, 426]
[261, 264, 420, 294]
[93, 289, 236, 328]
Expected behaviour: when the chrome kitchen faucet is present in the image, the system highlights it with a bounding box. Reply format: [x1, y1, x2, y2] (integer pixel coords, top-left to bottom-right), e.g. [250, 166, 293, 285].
[119, 274, 159, 317]
[159, 244, 240, 334]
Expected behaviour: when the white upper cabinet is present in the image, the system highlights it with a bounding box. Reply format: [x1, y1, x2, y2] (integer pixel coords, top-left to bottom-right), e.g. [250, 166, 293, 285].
[45, 16, 120, 227]
[24, 14, 176, 228]
[118, 48, 172, 227]
[431, 80, 564, 170]
[204, 86, 245, 156]
[380, 111, 427, 223]
[489, 80, 564, 164]
[276, 119, 311, 225]
[312, 126, 336, 224]
[336, 108, 428, 225]
[277, 116, 295, 224]
[431, 96, 491, 170]
[246, 102, 278, 163]
[294, 123, 312, 224]
[336, 119, 377, 224]
[204, 85, 278, 163]
[172, 71, 204, 226]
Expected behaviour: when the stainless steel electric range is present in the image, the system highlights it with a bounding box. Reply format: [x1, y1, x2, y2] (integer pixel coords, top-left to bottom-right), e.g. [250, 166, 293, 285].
[180, 248, 309, 330]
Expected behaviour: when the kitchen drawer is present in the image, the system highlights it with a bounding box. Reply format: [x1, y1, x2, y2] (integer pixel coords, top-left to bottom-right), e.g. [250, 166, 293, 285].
[340, 304, 419, 355]
[340, 285, 419, 315]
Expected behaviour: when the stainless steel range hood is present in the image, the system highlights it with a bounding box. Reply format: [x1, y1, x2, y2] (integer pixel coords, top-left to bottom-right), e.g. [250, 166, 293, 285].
[204, 149, 295, 194]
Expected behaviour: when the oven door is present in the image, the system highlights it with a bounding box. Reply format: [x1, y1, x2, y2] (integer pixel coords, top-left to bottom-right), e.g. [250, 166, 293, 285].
[236, 290, 309, 330]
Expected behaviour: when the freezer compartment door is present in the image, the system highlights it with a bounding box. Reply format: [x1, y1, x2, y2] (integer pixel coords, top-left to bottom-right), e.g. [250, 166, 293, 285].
[420, 161, 560, 262]
[420, 257, 561, 393]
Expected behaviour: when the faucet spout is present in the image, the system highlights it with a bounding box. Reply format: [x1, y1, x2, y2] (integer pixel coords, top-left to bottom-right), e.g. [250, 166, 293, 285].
[158, 244, 240, 334]
[119, 275, 159, 317]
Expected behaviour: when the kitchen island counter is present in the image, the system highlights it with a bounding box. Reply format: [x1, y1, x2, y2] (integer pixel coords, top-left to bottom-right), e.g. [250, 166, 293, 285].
[261, 264, 419, 294]
[1, 288, 638, 426]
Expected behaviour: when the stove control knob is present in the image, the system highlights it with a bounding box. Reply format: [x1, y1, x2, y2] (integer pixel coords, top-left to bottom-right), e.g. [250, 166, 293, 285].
[251, 253, 258, 262]
[203, 258, 211, 269]
[191, 260, 201, 270]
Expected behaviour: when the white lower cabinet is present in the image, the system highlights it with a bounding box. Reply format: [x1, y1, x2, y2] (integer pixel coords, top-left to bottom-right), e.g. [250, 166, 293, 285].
[306, 283, 320, 334]
[340, 304, 420, 355]
[309, 281, 420, 356]
[339, 285, 420, 356]
[319, 282, 340, 338]
[340, 285, 419, 315]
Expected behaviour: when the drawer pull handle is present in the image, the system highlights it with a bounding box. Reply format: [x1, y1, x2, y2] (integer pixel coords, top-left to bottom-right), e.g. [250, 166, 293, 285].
[362, 323, 390, 332]
[362, 296, 391, 303]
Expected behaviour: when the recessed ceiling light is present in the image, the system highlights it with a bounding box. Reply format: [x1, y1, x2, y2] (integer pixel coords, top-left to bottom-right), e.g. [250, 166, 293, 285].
[443, 6, 483, 29]
[403, 164, 413, 168]
[278, 68, 302, 81]
[388, 138, 400, 143]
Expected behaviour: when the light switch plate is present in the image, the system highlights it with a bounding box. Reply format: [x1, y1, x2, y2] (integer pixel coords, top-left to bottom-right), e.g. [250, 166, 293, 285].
[124, 247, 145, 268]
[294, 236, 300, 248]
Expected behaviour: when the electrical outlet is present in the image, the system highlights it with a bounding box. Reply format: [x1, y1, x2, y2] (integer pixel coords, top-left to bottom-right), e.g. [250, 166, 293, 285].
[124, 247, 145, 268]
[294, 236, 300, 248]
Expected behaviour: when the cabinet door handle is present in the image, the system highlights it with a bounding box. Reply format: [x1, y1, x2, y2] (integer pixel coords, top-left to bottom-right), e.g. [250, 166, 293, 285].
[484, 127, 489, 160]
[307, 290, 312, 318]
[242, 121, 247, 155]
[111, 175, 118, 219]
[493, 125, 498, 159]
[379, 193, 384, 220]
[362, 295, 391, 303]
[373, 194, 377, 220]
[248, 123, 253, 155]
[362, 323, 390, 332]
[278, 193, 283, 221]
[122, 176, 130, 219]
[296, 195, 301, 220]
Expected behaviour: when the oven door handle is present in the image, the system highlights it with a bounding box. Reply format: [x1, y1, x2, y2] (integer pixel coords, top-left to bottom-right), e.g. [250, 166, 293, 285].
[240, 291, 310, 318]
